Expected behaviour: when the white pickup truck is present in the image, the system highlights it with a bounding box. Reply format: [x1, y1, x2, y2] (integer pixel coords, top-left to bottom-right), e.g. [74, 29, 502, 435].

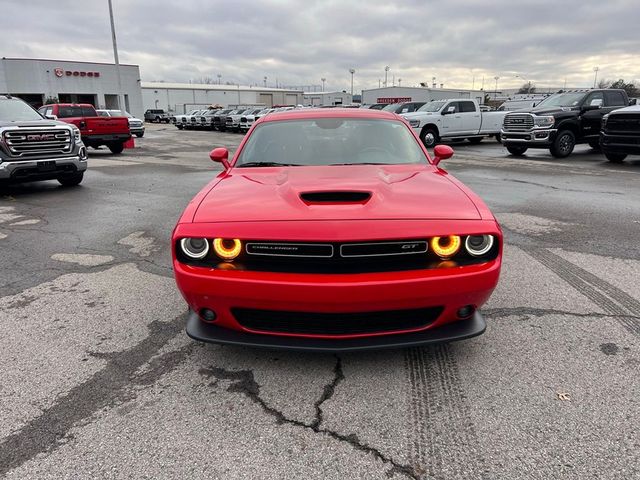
[401, 99, 507, 147]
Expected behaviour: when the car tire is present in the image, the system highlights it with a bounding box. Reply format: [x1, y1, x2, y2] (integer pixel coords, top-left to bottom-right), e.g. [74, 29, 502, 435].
[605, 152, 627, 163]
[135, 132, 144, 138]
[506, 145, 528, 156]
[469, 137, 483, 144]
[495, 133, 502, 144]
[550, 130, 575, 158]
[108, 142, 125, 154]
[588, 139, 601, 150]
[57, 172, 84, 187]
[177, 125, 183, 130]
[420, 127, 439, 148]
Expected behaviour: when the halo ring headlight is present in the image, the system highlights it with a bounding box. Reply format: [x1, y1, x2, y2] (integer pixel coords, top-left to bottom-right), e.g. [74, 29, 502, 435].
[465, 235, 494, 257]
[213, 238, 242, 261]
[180, 237, 209, 259]
[430, 235, 461, 259]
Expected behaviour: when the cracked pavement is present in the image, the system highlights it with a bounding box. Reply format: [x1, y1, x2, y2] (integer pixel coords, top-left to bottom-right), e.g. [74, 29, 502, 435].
[1, 125, 638, 479]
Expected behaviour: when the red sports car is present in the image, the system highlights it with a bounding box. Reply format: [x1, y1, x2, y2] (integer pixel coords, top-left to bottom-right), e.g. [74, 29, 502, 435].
[172, 108, 502, 351]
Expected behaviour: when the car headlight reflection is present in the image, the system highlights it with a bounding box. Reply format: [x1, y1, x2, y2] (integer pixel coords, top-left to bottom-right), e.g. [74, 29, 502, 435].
[533, 115, 554, 128]
[430, 235, 461, 259]
[180, 237, 210, 259]
[213, 238, 242, 261]
[465, 235, 494, 257]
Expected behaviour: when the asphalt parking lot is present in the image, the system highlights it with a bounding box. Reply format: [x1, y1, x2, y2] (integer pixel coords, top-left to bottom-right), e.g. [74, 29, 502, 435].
[1, 123, 638, 479]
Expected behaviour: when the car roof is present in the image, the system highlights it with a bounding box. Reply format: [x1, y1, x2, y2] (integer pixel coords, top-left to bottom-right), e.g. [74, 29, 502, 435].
[260, 107, 400, 123]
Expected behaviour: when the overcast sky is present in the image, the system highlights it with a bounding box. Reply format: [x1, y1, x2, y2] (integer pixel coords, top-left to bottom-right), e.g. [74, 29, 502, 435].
[3, 0, 639, 92]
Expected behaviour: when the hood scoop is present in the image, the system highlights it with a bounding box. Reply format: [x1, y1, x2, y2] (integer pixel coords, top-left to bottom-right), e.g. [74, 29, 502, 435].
[300, 191, 371, 204]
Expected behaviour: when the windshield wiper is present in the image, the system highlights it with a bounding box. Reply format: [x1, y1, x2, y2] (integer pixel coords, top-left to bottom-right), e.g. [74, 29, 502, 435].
[237, 162, 302, 168]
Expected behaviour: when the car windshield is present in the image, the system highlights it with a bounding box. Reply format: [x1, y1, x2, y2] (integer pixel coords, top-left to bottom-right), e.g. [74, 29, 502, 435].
[418, 101, 446, 112]
[97, 110, 109, 117]
[535, 92, 585, 108]
[382, 103, 401, 111]
[0, 99, 43, 121]
[235, 118, 427, 167]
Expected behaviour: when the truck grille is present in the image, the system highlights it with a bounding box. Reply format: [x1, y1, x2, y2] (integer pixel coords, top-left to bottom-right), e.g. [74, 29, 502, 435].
[2, 129, 72, 158]
[232, 306, 443, 336]
[226, 117, 233, 124]
[503, 113, 534, 131]
[606, 114, 640, 134]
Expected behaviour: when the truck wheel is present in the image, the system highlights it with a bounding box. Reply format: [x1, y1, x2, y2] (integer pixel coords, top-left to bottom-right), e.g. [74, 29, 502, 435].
[506, 145, 528, 156]
[605, 152, 627, 163]
[588, 139, 601, 150]
[495, 133, 502, 144]
[469, 137, 483, 144]
[550, 130, 575, 158]
[108, 142, 125, 154]
[420, 128, 439, 148]
[135, 132, 144, 138]
[57, 172, 84, 187]
[177, 125, 183, 130]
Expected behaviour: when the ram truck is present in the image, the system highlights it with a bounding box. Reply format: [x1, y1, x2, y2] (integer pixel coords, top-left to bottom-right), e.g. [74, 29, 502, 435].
[402, 99, 506, 148]
[600, 105, 640, 163]
[39, 103, 130, 154]
[501, 89, 629, 158]
[1, 95, 87, 186]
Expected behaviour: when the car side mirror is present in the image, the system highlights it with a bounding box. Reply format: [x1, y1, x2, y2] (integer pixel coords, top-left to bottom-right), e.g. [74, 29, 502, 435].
[432, 145, 454, 166]
[209, 147, 230, 170]
[582, 104, 600, 112]
[45, 114, 58, 120]
[442, 107, 455, 115]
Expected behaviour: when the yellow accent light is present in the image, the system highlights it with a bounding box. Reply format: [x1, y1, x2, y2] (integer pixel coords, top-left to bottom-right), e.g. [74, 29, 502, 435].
[213, 238, 242, 261]
[430, 235, 461, 259]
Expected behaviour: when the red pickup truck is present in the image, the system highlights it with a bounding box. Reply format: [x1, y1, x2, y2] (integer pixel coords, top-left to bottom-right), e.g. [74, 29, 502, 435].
[38, 103, 131, 154]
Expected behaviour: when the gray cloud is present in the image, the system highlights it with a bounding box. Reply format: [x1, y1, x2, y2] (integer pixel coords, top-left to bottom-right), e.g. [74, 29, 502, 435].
[3, 0, 639, 92]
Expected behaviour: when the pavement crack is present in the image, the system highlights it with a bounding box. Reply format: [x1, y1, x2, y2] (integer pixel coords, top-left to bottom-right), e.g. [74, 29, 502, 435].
[484, 306, 640, 321]
[200, 363, 418, 479]
[0, 313, 190, 476]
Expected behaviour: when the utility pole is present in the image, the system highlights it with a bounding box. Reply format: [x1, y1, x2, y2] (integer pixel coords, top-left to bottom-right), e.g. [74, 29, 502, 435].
[593, 66, 599, 88]
[494, 76, 500, 99]
[107, 0, 125, 112]
[349, 68, 355, 97]
[384, 66, 390, 87]
[321, 78, 326, 92]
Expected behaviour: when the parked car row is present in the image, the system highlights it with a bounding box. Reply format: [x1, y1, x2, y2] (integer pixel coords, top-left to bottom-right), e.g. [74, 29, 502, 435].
[169, 106, 296, 133]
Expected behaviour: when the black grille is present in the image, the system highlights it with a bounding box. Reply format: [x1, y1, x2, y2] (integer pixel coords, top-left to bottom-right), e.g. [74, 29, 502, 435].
[232, 306, 443, 335]
[300, 191, 371, 203]
[341, 241, 427, 257]
[246, 242, 333, 257]
[503, 114, 534, 131]
[606, 114, 640, 134]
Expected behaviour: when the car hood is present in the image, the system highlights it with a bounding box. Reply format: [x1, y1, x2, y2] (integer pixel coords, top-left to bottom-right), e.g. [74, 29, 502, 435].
[193, 165, 481, 223]
[526, 106, 579, 115]
[0, 119, 72, 129]
[401, 111, 436, 119]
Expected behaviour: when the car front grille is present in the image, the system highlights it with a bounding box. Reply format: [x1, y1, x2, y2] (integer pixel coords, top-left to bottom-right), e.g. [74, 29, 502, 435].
[606, 114, 640, 134]
[232, 306, 443, 336]
[2, 129, 72, 158]
[503, 113, 534, 131]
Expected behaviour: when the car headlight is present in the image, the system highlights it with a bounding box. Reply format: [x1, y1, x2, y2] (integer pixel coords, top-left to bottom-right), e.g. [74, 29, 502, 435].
[533, 115, 554, 128]
[409, 119, 420, 128]
[71, 127, 82, 143]
[464, 235, 494, 257]
[213, 238, 242, 261]
[180, 238, 210, 259]
[430, 235, 461, 259]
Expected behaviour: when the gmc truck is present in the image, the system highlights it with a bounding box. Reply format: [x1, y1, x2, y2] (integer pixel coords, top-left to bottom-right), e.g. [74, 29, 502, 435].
[39, 103, 131, 154]
[600, 105, 640, 163]
[401, 99, 507, 147]
[501, 89, 629, 158]
[1, 95, 87, 186]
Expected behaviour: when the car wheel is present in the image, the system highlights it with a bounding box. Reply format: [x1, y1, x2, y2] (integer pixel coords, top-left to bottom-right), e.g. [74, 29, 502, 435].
[57, 172, 84, 187]
[495, 133, 502, 144]
[108, 142, 125, 154]
[177, 125, 183, 130]
[135, 132, 144, 138]
[506, 145, 528, 156]
[588, 139, 601, 150]
[469, 137, 483, 144]
[605, 152, 627, 163]
[550, 130, 575, 158]
[420, 127, 439, 148]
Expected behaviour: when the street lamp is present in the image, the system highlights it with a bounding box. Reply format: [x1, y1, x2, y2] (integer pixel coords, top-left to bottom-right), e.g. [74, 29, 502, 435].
[107, 0, 124, 111]
[398, 78, 402, 87]
[217, 74, 222, 85]
[593, 66, 599, 88]
[263, 76, 267, 87]
[349, 68, 355, 97]
[384, 66, 390, 87]
[494, 76, 500, 98]
[321, 78, 326, 92]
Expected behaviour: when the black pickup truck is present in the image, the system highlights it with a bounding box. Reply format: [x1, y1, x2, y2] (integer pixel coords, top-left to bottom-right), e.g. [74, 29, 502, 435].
[501, 89, 629, 158]
[600, 105, 640, 163]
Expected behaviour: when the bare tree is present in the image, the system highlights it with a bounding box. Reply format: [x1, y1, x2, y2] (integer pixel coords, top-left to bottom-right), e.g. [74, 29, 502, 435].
[516, 82, 536, 94]
[597, 79, 611, 89]
[190, 76, 217, 85]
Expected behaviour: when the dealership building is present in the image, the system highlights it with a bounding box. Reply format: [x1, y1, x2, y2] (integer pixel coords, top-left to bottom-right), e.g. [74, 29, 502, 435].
[141, 82, 304, 113]
[302, 91, 353, 106]
[0, 57, 144, 118]
[362, 86, 487, 105]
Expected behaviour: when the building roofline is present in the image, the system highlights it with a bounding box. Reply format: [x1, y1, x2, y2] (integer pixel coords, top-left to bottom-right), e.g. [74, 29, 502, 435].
[1, 57, 139, 68]
[141, 81, 303, 93]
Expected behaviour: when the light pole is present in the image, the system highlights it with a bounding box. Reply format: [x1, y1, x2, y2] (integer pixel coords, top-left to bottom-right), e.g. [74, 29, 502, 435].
[263, 76, 267, 87]
[107, 0, 125, 112]
[384, 66, 390, 87]
[217, 74, 222, 85]
[349, 68, 355, 97]
[398, 78, 402, 87]
[321, 78, 326, 92]
[593, 66, 599, 88]
[494, 76, 500, 99]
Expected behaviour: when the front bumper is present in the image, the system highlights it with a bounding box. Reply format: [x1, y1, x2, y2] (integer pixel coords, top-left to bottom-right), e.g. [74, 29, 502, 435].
[186, 309, 486, 351]
[501, 128, 557, 147]
[0, 152, 87, 182]
[600, 132, 640, 155]
[130, 126, 145, 135]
